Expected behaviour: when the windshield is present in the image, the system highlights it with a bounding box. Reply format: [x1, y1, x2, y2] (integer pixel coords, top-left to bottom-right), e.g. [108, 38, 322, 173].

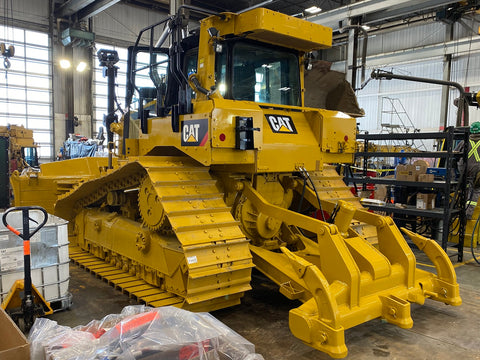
[226, 41, 301, 106]
[131, 51, 169, 113]
[22, 147, 38, 167]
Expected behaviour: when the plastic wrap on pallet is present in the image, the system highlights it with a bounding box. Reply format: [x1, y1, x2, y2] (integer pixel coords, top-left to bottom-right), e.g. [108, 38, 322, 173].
[30, 318, 97, 360]
[29, 305, 264, 360]
[63, 140, 98, 159]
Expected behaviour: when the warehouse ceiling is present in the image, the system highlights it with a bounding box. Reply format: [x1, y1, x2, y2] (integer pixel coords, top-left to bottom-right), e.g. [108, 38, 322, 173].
[54, 0, 348, 20]
[124, 0, 348, 16]
[54, 0, 479, 28]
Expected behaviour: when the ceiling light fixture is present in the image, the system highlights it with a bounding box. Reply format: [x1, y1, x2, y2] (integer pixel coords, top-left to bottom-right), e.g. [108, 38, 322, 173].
[59, 59, 71, 69]
[76, 61, 87, 72]
[305, 6, 322, 14]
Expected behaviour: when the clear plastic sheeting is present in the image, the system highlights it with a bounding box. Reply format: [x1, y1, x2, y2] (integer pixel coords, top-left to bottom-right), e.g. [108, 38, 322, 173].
[28, 305, 264, 360]
[62, 139, 98, 159]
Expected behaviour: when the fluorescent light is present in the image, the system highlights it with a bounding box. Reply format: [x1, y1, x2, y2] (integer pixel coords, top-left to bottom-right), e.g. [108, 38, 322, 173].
[305, 6, 322, 14]
[362, 25, 370, 30]
[76, 61, 87, 72]
[59, 59, 71, 69]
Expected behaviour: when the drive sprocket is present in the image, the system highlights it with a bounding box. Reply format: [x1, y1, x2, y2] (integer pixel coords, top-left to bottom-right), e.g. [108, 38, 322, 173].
[138, 176, 169, 231]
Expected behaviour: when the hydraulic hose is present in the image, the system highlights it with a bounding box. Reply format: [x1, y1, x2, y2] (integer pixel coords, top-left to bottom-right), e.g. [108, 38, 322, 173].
[188, 73, 210, 95]
[300, 167, 326, 222]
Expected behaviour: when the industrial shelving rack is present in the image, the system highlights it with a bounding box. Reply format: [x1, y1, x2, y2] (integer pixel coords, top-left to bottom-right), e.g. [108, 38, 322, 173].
[347, 127, 469, 262]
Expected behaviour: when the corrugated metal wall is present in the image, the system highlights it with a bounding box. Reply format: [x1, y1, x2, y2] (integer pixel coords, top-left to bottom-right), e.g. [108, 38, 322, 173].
[367, 22, 446, 55]
[447, 51, 480, 125]
[357, 59, 444, 133]
[454, 17, 480, 40]
[329, 16, 480, 150]
[92, 3, 169, 47]
[0, 0, 49, 30]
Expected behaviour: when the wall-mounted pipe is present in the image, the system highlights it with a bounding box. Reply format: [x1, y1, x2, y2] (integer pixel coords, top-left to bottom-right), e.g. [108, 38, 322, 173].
[371, 69, 468, 127]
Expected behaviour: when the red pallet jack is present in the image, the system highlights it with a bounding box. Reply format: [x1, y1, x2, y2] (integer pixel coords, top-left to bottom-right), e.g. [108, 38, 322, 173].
[1, 206, 53, 332]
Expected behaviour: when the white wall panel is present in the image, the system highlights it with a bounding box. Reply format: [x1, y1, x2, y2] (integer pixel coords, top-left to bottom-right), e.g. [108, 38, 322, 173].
[451, 52, 480, 86]
[329, 11, 480, 141]
[0, 0, 49, 29]
[444, 52, 480, 127]
[367, 22, 446, 56]
[454, 17, 480, 41]
[356, 95, 378, 132]
[93, 3, 169, 46]
[356, 59, 445, 139]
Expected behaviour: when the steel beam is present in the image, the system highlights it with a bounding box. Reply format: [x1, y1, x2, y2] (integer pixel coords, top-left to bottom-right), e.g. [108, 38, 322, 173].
[55, 0, 97, 18]
[309, 0, 457, 30]
[55, 0, 121, 20]
[77, 0, 122, 20]
[440, 24, 453, 130]
[364, 1, 455, 25]
[65, 46, 75, 139]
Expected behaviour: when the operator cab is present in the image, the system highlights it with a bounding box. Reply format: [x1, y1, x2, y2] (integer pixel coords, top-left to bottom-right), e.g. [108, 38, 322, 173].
[127, 36, 301, 112]
[126, 29, 303, 138]
[122, 6, 326, 150]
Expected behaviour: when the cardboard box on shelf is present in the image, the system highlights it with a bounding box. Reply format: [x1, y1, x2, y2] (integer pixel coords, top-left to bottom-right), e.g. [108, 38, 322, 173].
[416, 193, 436, 210]
[413, 160, 428, 180]
[405, 165, 416, 181]
[374, 184, 387, 201]
[0, 307, 29, 360]
[396, 164, 410, 181]
[396, 161, 430, 182]
[405, 164, 415, 172]
[418, 173, 435, 182]
[413, 160, 429, 173]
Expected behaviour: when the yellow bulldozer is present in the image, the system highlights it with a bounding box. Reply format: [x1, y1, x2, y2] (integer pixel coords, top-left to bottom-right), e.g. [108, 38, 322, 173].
[10, 6, 461, 358]
[0, 124, 38, 207]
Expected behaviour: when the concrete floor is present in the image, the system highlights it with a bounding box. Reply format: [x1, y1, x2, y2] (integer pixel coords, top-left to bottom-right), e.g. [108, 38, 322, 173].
[48, 247, 480, 360]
